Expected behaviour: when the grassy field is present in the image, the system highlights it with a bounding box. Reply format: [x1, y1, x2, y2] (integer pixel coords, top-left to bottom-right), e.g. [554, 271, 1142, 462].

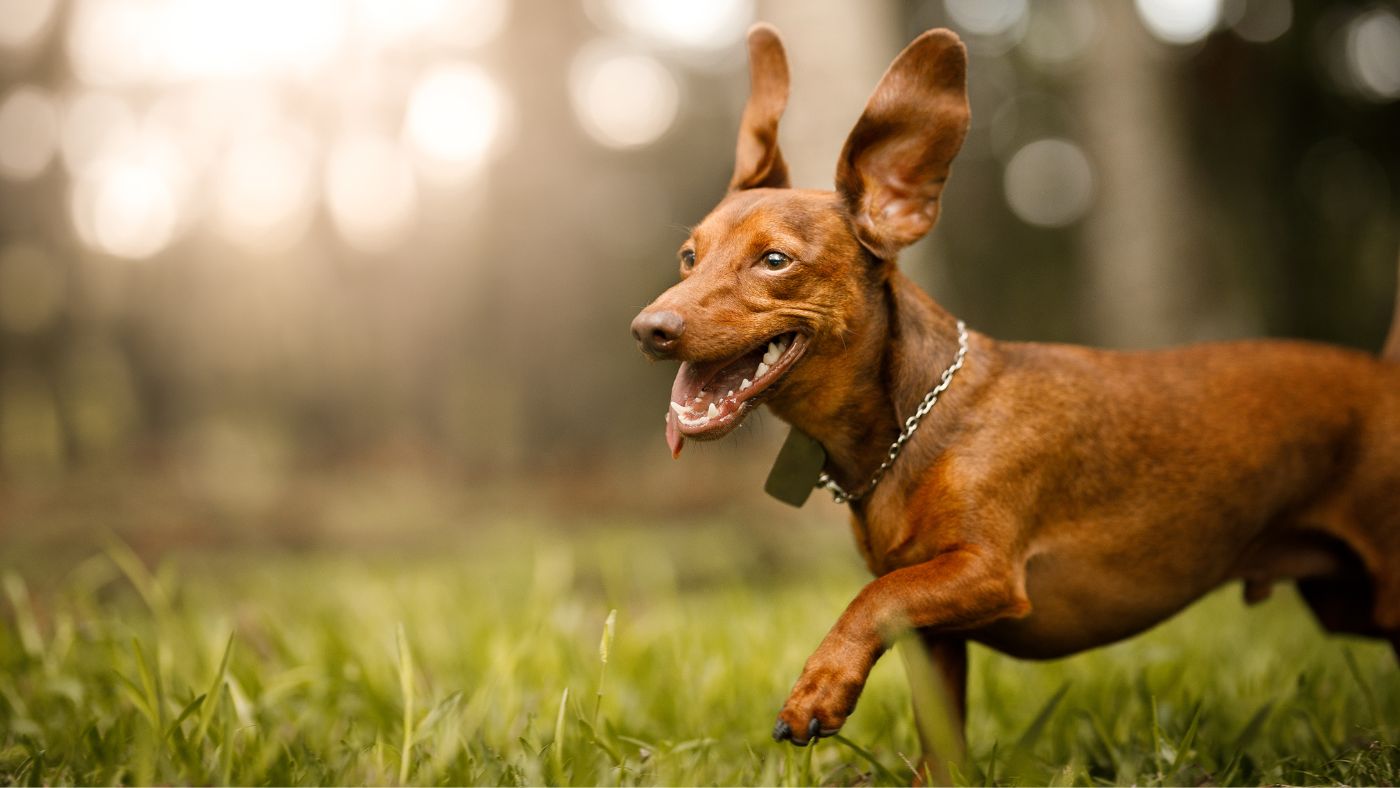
[0, 521, 1396, 786]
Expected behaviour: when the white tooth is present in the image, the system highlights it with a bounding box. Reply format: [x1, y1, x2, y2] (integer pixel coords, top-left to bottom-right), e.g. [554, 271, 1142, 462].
[764, 343, 779, 364]
[670, 402, 686, 415]
[740, 378, 752, 391]
[678, 412, 709, 427]
[707, 402, 719, 418]
[726, 390, 734, 397]
[756, 361, 769, 378]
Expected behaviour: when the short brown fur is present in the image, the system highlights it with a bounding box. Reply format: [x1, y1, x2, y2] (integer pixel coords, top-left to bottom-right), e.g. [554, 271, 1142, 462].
[631, 23, 1400, 773]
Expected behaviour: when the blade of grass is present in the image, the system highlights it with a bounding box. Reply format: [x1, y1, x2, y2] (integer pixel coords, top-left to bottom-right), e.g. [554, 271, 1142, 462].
[829, 734, 901, 786]
[397, 623, 415, 786]
[2, 573, 43, 660]
[594, 609, 616, 733]
[552, 686, 569, 784]
[1342, 646, 1387, 736]
[1149, 693, 1164, 782]
[104, 538, 168, 616]
[130, 638, 166, 734]
[1015, 681, 1071, 753]
[194, 632, 235, 745]
[166, 693, 206, 737]
[1004, 680, 1071, 782]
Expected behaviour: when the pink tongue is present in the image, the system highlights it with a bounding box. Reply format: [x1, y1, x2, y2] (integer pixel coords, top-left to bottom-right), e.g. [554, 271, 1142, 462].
[666, 412, 684, 459]
[664, 361, 708, 459]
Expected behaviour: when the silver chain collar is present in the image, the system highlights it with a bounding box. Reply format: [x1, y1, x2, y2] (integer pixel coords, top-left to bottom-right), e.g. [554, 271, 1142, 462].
[815, 320, 969, 505]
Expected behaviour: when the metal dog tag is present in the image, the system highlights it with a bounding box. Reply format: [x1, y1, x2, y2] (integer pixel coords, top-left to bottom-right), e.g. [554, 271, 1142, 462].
[764, 427, 827, 507]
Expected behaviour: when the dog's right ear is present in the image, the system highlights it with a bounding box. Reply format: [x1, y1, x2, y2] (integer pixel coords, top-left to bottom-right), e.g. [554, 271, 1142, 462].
[729, 23, 790, 191]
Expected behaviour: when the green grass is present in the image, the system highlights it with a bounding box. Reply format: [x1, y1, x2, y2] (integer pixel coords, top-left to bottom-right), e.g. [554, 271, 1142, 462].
[0, 522, 1396, 786]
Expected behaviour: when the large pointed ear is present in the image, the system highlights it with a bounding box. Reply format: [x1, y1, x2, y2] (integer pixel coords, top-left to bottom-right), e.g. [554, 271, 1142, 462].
[729, 23, 790, 191]
[835, 29, 970, 260]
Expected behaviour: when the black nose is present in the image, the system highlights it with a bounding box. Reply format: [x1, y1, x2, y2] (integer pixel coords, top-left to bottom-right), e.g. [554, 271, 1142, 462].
[631, 309, 685, 357]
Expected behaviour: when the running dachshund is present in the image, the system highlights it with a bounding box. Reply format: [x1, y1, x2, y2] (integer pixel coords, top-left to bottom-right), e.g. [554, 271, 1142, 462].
[630, 22, 1400, 774]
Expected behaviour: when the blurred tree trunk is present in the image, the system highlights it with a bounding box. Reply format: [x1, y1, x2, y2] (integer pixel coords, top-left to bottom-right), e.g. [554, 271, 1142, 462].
[757, 0, 897, 189]
[1079, 1, 1207, 348]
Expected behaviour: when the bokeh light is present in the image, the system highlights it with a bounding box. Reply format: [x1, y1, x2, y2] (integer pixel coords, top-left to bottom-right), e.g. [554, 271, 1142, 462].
[354, 0, 452, 47]
[604, 0, 752, 51]
[214, 127, 317, 254]
[68, 0, 348, 85]
[1345, 7, 1400, 102]
[59, 90, 137, 176]
[74, 160, 180, 259]
[1230, 0, 1292, 43]
[68, 118, 190, 259]
[1004, 138, 1095, 228]
[1021, 0, 1100, 70]
[0, 0, 56, 50]
[326, 131, 418, 254]
[432, 0, 511, 49]
[0, 244, 64, 336]
[0, 86, 59, 180]
[160, 0, 347, 80]
[1134, 0, 1222, 45]
[944, 0, 1029, 38]
[405, 62, 507, 183]
[570, 44, 679, 150]
[67, 0, 163, 85]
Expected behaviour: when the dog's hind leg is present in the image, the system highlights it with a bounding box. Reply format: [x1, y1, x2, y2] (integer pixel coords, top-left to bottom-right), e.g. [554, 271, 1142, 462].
[1297, 575, 1379, 637]
[899, 633, 967, 786]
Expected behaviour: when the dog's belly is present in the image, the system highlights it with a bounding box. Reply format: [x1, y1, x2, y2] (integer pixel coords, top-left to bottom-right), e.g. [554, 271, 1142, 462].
[968, 590, 1204, 660]
[962, 516, 1363, 659]
[966, 534, 1234, 659]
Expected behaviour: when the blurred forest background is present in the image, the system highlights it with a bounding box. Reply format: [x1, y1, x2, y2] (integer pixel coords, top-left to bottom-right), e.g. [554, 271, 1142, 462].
[0, 0, 1398, 558]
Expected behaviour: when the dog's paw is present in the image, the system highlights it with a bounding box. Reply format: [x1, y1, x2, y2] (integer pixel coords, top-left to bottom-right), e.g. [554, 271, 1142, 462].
[771, 666, 864, 746]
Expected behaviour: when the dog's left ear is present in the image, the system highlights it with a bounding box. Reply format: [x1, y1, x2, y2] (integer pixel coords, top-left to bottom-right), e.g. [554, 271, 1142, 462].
[835, 29, 970, 260]
[729, 23, 790, 191]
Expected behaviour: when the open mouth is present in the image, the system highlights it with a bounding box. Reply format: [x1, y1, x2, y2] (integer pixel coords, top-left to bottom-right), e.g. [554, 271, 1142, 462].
[664, 332, 807, 458]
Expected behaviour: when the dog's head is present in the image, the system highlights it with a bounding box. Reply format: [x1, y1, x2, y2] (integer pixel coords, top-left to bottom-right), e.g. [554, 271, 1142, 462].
[631, 24, 970, 458]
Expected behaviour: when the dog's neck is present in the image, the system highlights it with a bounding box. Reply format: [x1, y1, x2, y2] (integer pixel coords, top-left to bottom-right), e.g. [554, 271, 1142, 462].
[769, 268, 969, 501]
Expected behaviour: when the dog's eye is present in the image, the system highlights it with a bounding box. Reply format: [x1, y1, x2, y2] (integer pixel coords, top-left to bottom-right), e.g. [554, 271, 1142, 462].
[680, 249, 696, 270]
[762, 251, 792, 270]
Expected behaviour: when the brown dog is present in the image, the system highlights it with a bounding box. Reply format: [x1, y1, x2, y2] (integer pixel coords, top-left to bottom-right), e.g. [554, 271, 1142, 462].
[630, 22, 1400, 767]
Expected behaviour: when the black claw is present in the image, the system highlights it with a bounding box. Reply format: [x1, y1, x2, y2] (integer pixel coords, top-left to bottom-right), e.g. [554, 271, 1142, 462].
[772, 719, 792, 742]
[807, 717, 820, 745]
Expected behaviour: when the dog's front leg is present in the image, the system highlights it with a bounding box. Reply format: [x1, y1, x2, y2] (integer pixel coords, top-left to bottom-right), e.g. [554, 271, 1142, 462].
[772, 547, 1027, 745]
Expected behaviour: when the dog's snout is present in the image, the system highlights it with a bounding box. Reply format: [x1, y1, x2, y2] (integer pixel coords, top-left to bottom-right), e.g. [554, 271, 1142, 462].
[631, 310, 685, 357]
